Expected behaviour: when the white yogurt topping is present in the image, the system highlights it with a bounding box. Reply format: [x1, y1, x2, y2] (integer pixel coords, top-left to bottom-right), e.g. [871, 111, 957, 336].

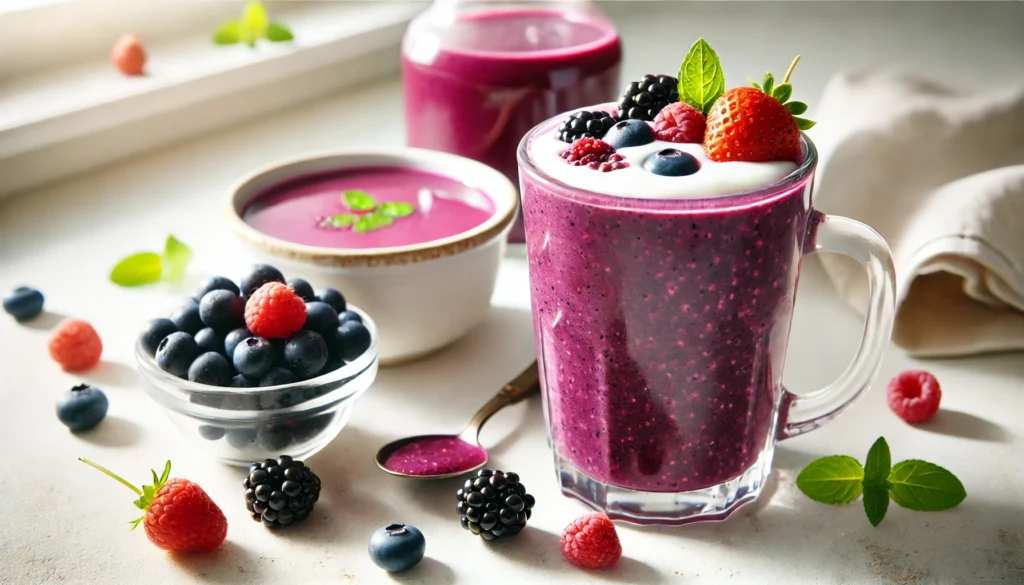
[529, 122, 797, 199]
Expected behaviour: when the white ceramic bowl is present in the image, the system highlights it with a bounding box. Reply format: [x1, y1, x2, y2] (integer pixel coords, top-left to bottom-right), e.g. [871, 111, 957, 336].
[225, 147, 519, 365]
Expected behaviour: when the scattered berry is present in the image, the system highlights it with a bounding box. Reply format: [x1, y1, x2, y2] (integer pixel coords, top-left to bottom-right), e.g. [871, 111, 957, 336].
[259, 366, 299, 387]
[188, 352, 233, 386]
[111, 34, 146, 76]
[704, 86, 800, 162]
[653, 102, 706, 143]
[244, 456, 321, 528]
[233, 336, 275, 379]
[618, 74, 679, 121]
[195, 276, 240, 300]
[170, 300, 204, 335]
[80, 459, 227, 552]
[369, 524, 426, 573]
[287, 278, 315, 301]
[56, 384, 108, 431]
[199, 290, 244, 332]
[283, 330, 328, 379]
[560, 137, 628, 172]
[318, 288, 347, 313]
[138, 318, 177, 356]
[560, 513, 622, 570]
[643, 148, 700, 177]
[456, 469, 534, 540]
[337, 310, 363, 326]
[333, 320, 372, 361]
[224, 326, 252, 357]
[194, 327, 224, 356]
[304, 301, 339, 337]
[240, 264, 285, 297]
[245, 282, 306, 339]
[557, 110, 618, 143]
[229, 374, 252, 388]
[602, 119, 657, 149]
[3, 286, 44, 321]
[155, 331, 199, 378]
[49, 319, 103, 371]
[887, 370, 942, 423]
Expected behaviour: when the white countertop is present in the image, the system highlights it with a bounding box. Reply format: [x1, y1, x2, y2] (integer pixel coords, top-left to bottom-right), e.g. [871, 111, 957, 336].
[2, 2, 1023, 584]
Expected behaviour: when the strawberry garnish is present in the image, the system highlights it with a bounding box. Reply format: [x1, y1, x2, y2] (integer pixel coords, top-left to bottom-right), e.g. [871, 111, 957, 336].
[703, 56, 815, 163]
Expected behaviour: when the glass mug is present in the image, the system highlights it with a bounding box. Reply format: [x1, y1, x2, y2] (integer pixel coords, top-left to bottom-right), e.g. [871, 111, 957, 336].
[517, 109, 896, 524]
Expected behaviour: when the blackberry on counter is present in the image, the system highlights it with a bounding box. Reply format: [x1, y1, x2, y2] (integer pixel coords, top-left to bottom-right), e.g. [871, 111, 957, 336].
[244, 456, 321, 528]
[557, 110, 617, 143]
[617, 75, 679, 121]
[456, 469, 535, 541]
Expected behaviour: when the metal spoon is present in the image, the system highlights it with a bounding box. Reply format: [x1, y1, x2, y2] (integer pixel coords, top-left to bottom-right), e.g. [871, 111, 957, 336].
[375, 361, 540, 479]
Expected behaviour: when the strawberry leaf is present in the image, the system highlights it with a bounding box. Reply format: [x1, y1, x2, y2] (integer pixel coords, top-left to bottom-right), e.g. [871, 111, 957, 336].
[786, 101, 808, 115]
[772, 83, 793, 103]
[794, 117, 817, 131]
[761, 72, 774, 96]
[751, 81, 761, 90]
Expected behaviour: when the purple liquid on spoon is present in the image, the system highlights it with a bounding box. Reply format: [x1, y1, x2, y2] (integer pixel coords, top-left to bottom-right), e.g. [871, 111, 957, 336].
[383, 436, 487, 476]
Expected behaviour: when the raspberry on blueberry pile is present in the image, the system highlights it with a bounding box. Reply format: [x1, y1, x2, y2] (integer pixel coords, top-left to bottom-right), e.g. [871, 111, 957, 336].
[245, 281, 307, 339]
[561, 513, 622, 570]
[80, 459, 227, 552]
[887, 370, 942, 423]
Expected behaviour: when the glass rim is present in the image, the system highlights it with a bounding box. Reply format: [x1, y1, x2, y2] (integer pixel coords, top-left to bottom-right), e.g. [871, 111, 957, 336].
[516, 104, 818, 211]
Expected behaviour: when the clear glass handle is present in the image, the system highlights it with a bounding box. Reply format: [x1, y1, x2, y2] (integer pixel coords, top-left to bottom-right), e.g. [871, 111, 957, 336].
[778, 210, 896, 439]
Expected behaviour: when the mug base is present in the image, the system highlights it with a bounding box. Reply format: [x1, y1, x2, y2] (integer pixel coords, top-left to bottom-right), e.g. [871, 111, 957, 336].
[554, 448, 774, 525]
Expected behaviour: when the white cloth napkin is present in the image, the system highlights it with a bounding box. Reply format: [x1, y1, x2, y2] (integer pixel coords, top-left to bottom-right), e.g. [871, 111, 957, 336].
[811, 71, 1024, 357]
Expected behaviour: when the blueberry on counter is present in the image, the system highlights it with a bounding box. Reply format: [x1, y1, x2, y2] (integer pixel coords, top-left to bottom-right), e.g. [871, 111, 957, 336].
[369, 524, 426, 572]
[199, 289, 244, 332]
[56, 384, 108, 431]
[602, 119, 656, 149]
[195, 276, 240, 299]
[643, 148, 700, 177]
[286, 278, 315, 302]
[303, 302, 339, 338]
[156, 332, 199, 378]
[188, 352, 233, 386]
[170, 300, 204, 335]
[138, 318, 178, 356]
[284, 330, 328, 379]
[318, 288, 347, 313]
[3, 286, 44, 322]
[233, 337, 275, 379]
[240, 264, 285, 297]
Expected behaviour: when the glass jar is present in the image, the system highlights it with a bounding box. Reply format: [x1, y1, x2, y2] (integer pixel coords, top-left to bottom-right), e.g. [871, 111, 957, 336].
[402, 0, 622, 242]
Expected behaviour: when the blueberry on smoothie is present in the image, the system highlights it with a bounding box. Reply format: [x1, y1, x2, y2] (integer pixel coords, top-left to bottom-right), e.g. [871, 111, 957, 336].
[643, 149, 700, 177]
[602, 119, 656, 149]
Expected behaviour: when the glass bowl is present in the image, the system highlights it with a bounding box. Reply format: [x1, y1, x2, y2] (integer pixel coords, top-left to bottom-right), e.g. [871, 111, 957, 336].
[135, 308, 379, 466]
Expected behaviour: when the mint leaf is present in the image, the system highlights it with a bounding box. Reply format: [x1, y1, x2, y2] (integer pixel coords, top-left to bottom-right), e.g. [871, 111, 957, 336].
[240, 0, 268, 46]
[863, 437, 892, 487]
[761, 72, 774, 96]
[354, 212, 394, 233]
[796, 455, 864, 504]
[110, 253, 163, 287]
[785, 101, 808, 115]
[794, 117, 817, 131]
[322, 213, 358, 229]
[772, 83, 793, 103]
[267, 22, 293, 42]
[344, 190, 376, 211]
[380, 201, 415, 218]
[162, 235, 192, 282]
[889, 460, 966, 511]
[678, 38, 725, 116]
[213, 20, 241, 45]
[863, 485, 890, 527]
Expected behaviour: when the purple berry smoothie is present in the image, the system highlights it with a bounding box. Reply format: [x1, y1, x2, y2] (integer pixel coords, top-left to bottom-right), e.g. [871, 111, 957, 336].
[402, 7, 621, 241]
[383, 436, 487, 477]
[519, 127, 815, 493]
[243, 166, 495, 249]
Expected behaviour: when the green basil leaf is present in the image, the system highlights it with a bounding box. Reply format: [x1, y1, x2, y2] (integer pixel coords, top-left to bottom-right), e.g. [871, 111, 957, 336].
[772, 83, 793, 103]
[380, 201, 415, 218]
[343, 190, 376, 211]
[266, 22, 294, 42]
[863, 485, 890, 527]
[321, 213, 358, 228]
[677, 38, 725, 116]
[761, 72, 774, 97]
[794, 117, 817, 131]
[354, 212, 394, 233]
[785, 101, 808, 116]
[213, 20, 241, 45]
[796, 455, 864, 504]
[889, 460, 966, 511]
[863, 436, 892, 487]
[110, 252, 163, 287]
[162, 235, 192, 282]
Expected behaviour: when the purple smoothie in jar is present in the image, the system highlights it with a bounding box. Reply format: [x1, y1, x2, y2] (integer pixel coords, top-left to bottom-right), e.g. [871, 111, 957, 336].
[519, 109, 815, 497]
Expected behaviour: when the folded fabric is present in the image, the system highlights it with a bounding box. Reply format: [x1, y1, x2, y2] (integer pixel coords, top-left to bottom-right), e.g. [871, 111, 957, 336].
[811, 71, 1024, 357]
